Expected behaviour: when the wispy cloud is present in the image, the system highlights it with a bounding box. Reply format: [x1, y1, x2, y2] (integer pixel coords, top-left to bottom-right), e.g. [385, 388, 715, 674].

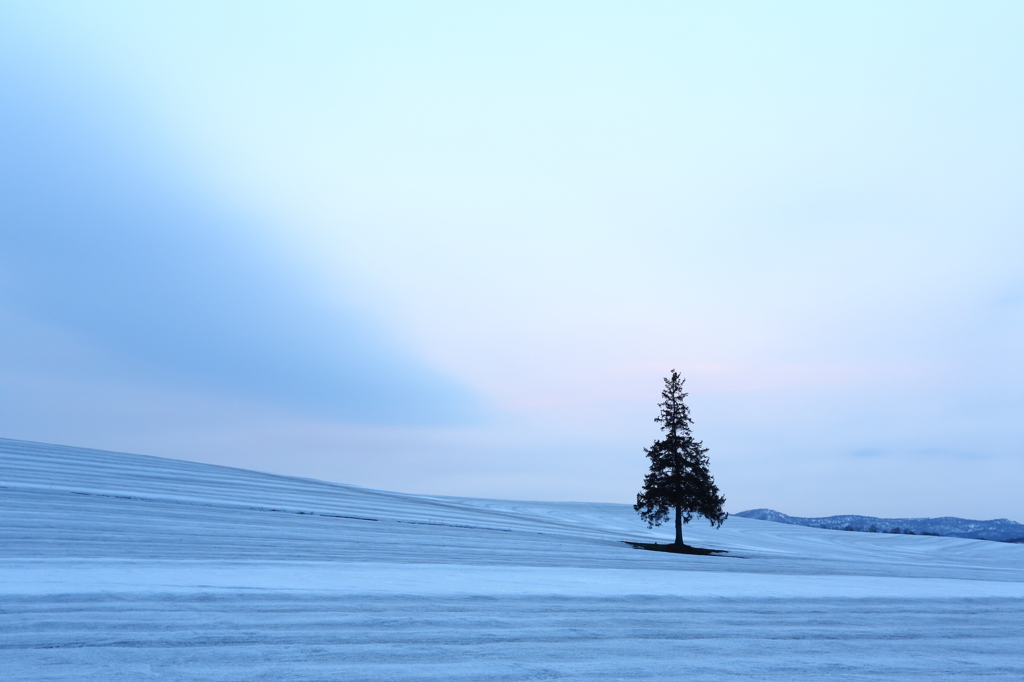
[0, 53, 480, 425]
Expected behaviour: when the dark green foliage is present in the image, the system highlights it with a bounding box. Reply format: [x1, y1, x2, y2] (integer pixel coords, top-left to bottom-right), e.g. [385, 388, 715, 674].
[634, 370, 727, 545]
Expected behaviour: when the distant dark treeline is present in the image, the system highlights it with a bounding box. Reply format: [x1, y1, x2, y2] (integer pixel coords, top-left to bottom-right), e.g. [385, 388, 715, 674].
[736, 509, 1024, 543]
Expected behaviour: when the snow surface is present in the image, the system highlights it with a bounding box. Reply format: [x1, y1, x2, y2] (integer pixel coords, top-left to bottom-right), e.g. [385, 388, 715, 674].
[3, 437, 1023, 680]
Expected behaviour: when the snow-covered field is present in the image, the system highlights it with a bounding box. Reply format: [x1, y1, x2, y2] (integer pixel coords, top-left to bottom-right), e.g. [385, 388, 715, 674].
[3, 437, 1023, 680]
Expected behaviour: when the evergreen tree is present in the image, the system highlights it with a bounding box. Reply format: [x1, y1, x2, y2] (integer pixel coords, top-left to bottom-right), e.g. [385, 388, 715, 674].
[634, 370, 727, 545]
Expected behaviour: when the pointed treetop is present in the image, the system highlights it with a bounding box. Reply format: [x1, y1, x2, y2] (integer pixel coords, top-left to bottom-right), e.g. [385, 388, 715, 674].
[655, 369, 692, 438]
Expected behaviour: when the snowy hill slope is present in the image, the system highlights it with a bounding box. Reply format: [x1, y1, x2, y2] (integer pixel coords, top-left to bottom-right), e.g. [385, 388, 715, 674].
[3, 437, 1024, 681]
[4, 436, 1022, 579]
[736, 508, 1024, 541]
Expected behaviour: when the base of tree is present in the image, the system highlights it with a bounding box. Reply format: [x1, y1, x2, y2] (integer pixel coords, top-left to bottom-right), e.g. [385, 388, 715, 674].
[623, 541, 728, 556]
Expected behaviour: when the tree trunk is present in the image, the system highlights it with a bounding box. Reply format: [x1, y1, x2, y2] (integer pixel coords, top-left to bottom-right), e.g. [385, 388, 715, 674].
[674, 505, 683, 546]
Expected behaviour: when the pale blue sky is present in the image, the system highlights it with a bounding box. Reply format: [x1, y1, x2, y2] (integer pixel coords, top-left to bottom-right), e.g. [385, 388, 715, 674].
[1, 2, 1022, 518]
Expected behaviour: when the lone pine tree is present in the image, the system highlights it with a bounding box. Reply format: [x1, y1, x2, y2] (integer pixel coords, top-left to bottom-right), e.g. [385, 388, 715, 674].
[634, 370, 727, 546]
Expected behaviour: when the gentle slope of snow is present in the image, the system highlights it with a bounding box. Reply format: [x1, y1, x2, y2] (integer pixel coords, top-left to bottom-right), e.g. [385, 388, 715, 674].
[3, 437, 1023, 680]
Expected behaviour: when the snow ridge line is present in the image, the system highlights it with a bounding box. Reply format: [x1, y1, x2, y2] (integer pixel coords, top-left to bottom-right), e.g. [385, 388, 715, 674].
[0, 483, 535, 536]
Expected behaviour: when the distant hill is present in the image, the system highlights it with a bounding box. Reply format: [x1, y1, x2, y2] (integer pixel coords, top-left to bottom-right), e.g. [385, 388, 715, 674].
[735, 509, 1024, 543]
